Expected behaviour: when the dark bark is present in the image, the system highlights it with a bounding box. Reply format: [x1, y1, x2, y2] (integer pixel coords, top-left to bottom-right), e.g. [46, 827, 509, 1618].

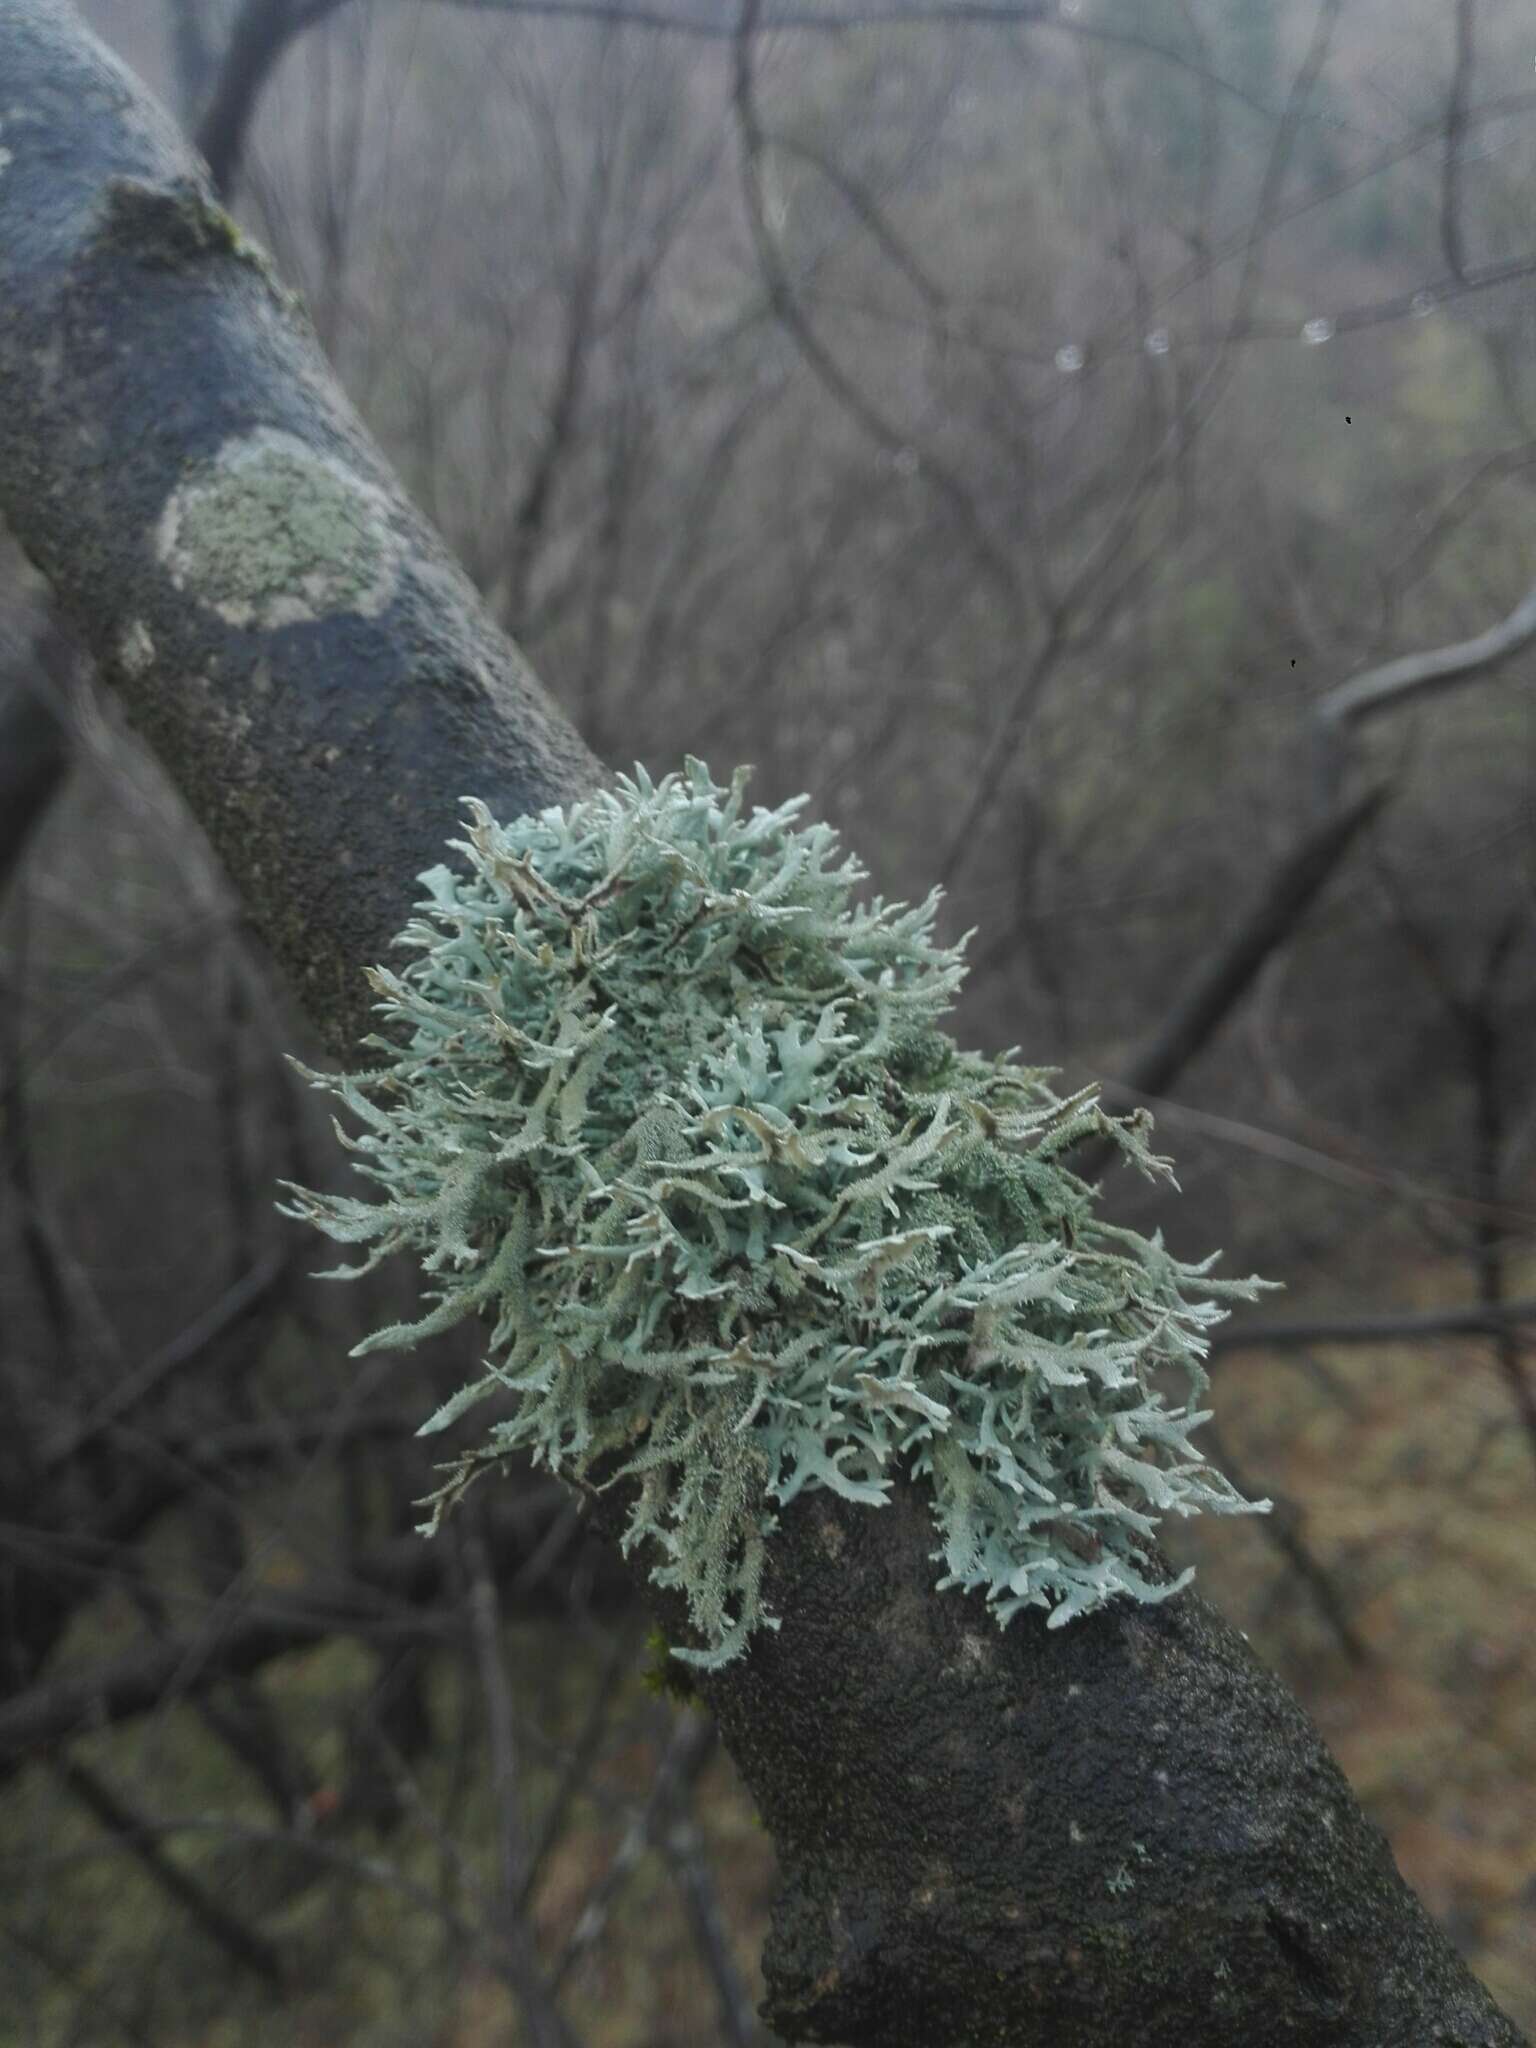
[0, 7, 1525, 2043]
[0, 3, 599, 1056]
[0, 618, 72, 890]
[676, 1478, 1517, 2047]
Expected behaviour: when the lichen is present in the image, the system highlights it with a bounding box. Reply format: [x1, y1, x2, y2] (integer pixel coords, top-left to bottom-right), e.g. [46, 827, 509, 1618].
[282, 761, 1271, 1665]
[157, 428, 401, 630]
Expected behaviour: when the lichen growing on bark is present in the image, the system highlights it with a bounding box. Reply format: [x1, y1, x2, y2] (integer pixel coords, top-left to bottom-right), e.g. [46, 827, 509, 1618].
[283, 761, 1270, 1664]
[157, 427, 401, 630]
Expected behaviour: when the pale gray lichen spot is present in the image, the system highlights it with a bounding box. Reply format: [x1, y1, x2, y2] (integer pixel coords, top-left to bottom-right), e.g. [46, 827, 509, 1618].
[157, 428, 401, 630]
[119, 620, 154, 678]
[945, 1632, 994, 1680]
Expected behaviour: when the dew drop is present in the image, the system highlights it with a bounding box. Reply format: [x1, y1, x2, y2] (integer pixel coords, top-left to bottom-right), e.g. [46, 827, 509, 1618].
[1301, 317, 1334, 346]
[1055, 342, 1085, 373]
[893, 445, 920, 477]
[1410, 289, 1436, 318]
[1144, 327, 1171, 357]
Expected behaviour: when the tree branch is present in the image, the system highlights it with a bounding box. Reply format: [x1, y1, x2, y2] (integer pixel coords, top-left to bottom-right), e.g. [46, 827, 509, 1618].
[0, 4, 598, 1056]
[1319, 573, 1536, 730]
[0, 1502, 629, 1766]
[195, 0, 350, 199]
[1213, 1297, 1536, 1353]
[0, 8, 1524, 2042]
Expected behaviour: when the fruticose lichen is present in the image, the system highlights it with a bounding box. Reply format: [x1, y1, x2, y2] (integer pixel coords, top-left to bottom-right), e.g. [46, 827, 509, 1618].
[282, 761, 1270, 1666]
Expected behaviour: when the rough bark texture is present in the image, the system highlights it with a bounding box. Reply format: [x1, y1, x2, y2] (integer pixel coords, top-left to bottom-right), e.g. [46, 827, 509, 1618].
[675, 1480, 1524, 2047]
[0, 7, 1525, 2043]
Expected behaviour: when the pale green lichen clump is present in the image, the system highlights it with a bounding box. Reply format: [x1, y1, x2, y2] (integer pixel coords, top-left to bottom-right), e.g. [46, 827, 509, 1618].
[283, 761, 1270, 1666]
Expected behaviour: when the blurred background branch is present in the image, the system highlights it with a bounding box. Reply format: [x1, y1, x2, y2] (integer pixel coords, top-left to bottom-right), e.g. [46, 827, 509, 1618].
[1, 0, 1534, 2038]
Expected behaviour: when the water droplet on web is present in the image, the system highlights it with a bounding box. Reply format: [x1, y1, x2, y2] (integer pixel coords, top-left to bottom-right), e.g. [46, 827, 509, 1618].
[1410, 289, 1436, 318]
[893, 446, 919, 478]
[1055, 343, 1085, 374]
[1301, 317, 1334, 346]
[1144, 328, 1171, 357]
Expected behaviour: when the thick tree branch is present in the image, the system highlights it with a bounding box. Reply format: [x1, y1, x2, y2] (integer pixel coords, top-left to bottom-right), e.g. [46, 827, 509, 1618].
[0, 4, 598, 1055]
[0, 8, 1524, 2043]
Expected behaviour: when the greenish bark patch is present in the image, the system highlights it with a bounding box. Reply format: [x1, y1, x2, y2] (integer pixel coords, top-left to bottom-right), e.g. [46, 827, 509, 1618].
[100, 174, 268, 273]
[157, 429, 403, 631]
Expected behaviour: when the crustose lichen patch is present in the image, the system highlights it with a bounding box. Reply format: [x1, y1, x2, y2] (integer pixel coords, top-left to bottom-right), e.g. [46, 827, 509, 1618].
[157, 427, 402, 631]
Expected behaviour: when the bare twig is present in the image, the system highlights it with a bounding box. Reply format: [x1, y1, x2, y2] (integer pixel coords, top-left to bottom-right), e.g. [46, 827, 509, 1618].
[1196, 1422, 1372, 1669]
[1318, 574, 1536, 731]
[464, 1522, 581, 2048]
[1442, 0, 1475, 283]
[549, 1706, 718, 1990]
[1212, 1298, 1536, 1354]
[52, 1751, 285, 1985]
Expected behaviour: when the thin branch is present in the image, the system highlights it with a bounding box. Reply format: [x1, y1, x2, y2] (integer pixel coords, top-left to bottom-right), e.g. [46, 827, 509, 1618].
[195, 0, 351, 198]
[0, 1508, 628, 1767]
[1442, 0, 1475, 283]
[1196, 1423, 1372, 1669]
[1319, 574, 1536, 729]
[1212, 1298, 1536, 1354]
[659, 1806, 762, 2045]
[38, 1253, 295, 1472]
[464, 1523, 582, 2048]
[731, 0, 1027, 617]
[1070, 783, 1389, 1181]
[548, 1707, 718, 1991]
[52, 1751, 286, 1986]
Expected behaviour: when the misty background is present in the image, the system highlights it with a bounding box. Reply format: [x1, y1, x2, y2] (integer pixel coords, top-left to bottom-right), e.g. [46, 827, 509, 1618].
[2, 0, 1533, 2039]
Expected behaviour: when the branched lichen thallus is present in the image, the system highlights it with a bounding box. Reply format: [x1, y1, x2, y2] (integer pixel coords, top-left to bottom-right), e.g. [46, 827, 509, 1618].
[282, 759, 1272, 1666]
